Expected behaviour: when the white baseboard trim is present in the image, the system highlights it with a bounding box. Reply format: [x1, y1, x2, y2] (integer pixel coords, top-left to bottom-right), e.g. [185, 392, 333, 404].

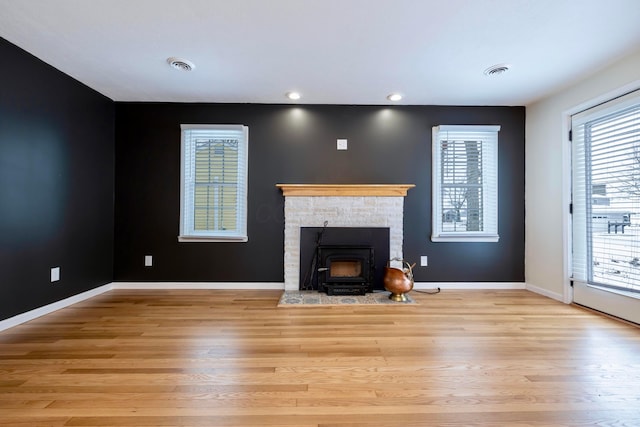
[525, 282, 564, 302]
[414, 282, 526, 290]
[112, 282, 285, 290]
[0, 283, 113, 332]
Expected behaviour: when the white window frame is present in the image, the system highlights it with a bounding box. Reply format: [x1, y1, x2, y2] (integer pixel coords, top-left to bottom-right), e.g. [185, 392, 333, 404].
[179, 124, 248, 242]
[431, 125, 500, 242]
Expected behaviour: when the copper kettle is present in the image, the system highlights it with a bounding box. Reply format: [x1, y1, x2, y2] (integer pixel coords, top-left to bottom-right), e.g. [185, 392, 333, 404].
[383, 258, 415, 302]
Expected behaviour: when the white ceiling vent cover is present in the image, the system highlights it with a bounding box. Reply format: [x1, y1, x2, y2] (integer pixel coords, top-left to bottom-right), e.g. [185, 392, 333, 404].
[484, 64, 511, 76]
[167, 57, 195, 71]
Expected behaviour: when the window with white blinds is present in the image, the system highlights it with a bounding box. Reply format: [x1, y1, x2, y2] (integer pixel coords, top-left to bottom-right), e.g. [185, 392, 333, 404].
[179, 124, 248, 242]
[571, 90, 640, 293]
[431, 125, 500, 242]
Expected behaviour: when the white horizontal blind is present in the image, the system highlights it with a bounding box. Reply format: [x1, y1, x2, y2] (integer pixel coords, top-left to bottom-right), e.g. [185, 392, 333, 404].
[572, 91, 640, 292]
[432, 125, 500, 242]
[180, 124, 248, 242]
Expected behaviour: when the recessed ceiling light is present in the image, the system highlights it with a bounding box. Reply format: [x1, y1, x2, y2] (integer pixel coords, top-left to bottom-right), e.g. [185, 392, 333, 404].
[286, 91, 301, 100]
[167, 57, 195, 72]
[387, 93, 403, 102]
[484, 63, 511, 76]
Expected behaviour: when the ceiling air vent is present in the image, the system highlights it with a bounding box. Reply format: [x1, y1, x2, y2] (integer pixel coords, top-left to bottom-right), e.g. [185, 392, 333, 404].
[484, 64, 511, 76]
[167, 57, 195, 72]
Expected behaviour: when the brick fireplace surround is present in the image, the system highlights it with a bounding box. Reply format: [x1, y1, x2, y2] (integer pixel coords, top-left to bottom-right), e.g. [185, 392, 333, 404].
[276, 184, 414, 291]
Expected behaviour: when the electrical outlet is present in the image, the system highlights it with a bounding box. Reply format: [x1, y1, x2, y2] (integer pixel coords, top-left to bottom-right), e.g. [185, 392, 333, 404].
[51, 267, 60, 282]
[145, 255, 153, 267]
[420, 256, 428, 267]
[337, 139, 348, 150]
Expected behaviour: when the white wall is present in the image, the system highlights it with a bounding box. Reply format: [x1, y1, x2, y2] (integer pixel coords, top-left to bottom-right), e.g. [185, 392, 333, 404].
[526, 49, 640, 302]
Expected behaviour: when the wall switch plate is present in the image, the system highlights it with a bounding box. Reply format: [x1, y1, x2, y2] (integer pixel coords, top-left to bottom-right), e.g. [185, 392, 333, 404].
[337, 139, 348, 150]
[145, 255, 153, 267]
[51, 267, 60, 282]
[420, 256, 428, 267]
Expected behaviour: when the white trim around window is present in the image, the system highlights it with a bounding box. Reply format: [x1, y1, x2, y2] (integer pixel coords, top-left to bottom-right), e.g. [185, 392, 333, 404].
[179, 124, 248, 242]
[431, 125, 500, 242]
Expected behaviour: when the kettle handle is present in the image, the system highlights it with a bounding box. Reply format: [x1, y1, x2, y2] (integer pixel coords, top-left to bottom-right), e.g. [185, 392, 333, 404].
[386, 257, 416, 281]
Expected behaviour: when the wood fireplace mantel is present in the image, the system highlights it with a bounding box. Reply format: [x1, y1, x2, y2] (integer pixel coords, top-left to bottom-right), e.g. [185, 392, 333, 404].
[276, 184, 415, 197]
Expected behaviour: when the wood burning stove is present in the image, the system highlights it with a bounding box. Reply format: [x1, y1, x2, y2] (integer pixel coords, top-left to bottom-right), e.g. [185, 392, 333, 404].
[317, 245, 374, 295]
[299, 227, 389, 293]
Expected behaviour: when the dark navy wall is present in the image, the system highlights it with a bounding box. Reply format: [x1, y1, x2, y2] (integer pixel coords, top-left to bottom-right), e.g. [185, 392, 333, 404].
[0, 38, 115, 321]
[114, 103, 525, 283]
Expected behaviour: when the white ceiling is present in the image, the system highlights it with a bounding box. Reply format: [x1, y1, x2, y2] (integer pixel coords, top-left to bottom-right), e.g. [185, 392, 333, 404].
[1, 0, 639, 106]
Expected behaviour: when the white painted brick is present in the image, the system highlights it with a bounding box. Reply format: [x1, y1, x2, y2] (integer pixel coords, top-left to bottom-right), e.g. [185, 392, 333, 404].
[282, 195, 407, 290]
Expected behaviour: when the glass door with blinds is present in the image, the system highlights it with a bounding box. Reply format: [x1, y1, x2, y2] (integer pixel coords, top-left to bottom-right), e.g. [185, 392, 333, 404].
[571, 90, 640, 324]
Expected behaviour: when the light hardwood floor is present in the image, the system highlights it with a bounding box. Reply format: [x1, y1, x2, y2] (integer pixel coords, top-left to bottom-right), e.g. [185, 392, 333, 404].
[0, 289, 639, 426]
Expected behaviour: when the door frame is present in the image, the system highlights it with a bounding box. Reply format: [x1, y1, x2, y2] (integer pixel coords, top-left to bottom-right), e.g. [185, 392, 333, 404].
[564, 83, 640, 324]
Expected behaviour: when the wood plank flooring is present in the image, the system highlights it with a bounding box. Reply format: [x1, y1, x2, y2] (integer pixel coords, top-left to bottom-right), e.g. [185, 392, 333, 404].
[0, 289, 639, 426]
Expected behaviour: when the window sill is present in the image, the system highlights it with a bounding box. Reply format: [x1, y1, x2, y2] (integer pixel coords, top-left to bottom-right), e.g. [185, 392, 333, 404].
[178, 236, 248, 243]
[431, 234, 499, 243]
